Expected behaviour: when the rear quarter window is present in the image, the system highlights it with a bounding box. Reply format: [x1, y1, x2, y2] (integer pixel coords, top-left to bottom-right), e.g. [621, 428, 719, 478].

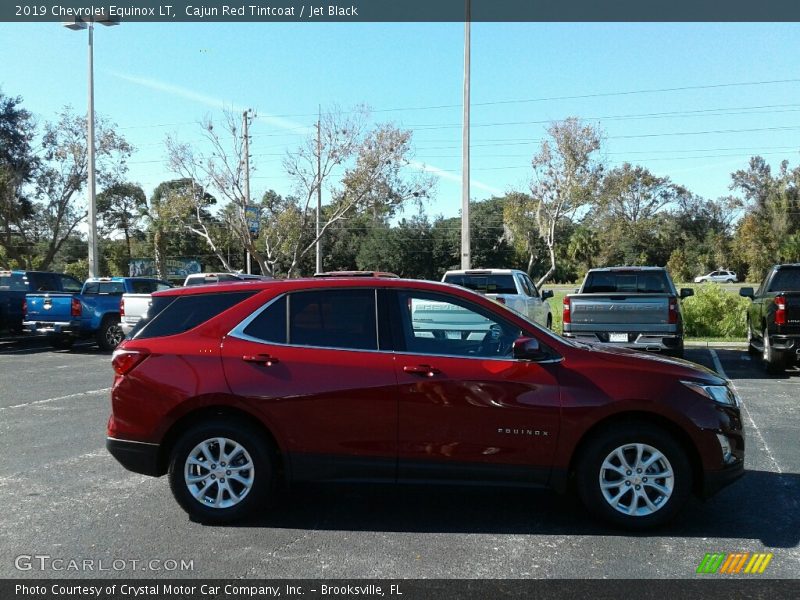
[130, 291, 256, 340]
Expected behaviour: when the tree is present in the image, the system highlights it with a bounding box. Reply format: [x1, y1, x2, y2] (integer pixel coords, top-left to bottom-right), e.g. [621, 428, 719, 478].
[526, 118, 603, 288]
[97, 182, 147, 260]
[280, 116, 434, 276]
[0, 91, 38, 267]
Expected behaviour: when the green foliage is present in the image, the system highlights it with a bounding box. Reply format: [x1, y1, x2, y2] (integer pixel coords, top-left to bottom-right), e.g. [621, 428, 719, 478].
[666, 248, 693, 283]
[63, 259, 89, 282]
[682, 284, 749, 338]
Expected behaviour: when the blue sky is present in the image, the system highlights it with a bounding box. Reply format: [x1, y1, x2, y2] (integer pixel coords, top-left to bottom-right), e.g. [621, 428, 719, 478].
[2, 22, 800, 220]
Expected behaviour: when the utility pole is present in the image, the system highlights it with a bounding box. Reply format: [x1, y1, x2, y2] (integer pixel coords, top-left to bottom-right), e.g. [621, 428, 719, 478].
[315, 105, 323, 274]
[460, 0, 471, 270]
[243, 109, 252, 274]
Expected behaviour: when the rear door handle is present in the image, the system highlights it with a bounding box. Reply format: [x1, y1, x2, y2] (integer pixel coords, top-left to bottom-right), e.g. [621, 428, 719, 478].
[242, 354, 280, 366]
[403, 364, 441, 377]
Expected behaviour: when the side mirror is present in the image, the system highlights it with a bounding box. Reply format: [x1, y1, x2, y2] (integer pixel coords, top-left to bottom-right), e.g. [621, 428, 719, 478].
[512, 337, 551, 361]
[739, 287, 755, 299]
[679, 288, 694, 299]
[541, 290, 554, 300]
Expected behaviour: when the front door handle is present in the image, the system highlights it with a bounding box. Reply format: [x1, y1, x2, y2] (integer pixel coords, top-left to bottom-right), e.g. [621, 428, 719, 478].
[242, 354, 280, 366]
[403, 364, 441, 377]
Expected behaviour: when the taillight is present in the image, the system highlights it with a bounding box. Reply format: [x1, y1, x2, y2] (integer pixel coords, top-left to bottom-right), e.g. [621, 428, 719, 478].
[71, 297, 82, 317]
[668, 296, 678, 324]
[119, 297, 125, 317]
[112, 349, 148, 375]
[22, 299, 27, 318]
[774, 296, 786, 326]
[563, 296, 571, 324]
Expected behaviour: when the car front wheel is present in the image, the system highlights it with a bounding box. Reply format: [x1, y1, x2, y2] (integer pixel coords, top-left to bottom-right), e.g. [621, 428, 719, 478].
[168, 419, 272, 523]
[576, 424, 691, 529]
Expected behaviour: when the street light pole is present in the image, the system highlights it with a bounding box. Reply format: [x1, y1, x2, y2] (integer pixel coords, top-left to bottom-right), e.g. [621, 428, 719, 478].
[64, 15, 117, 278]
[86, 21, 97, 278]
[461, 0, 471, 270]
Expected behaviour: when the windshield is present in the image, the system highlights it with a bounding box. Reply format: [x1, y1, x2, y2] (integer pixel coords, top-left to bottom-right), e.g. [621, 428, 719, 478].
[443, 274, 517, 294]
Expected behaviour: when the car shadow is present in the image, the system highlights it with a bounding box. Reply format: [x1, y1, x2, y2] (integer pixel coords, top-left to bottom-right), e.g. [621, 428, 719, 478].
[223, 469, 799, 548]
[0, 338, 104, 356]
[713, 349, 800, 380]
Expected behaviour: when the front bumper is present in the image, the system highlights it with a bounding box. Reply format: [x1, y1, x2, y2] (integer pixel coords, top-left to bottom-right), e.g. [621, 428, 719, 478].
[106, 437, 161, 477]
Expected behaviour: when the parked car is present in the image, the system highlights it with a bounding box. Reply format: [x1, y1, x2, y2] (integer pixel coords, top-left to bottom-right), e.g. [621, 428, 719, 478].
[694, 270, 738, 284]
[119, 279, 174, 336]
[24, 277, 168, 350]
[184, 272, 273, 286]
[107, 277, 743, 529]
[562, 267, 693, 357]
[440, 269, 553, 328]
[740, 263, 800, 373]
[0, 270, 83, 335]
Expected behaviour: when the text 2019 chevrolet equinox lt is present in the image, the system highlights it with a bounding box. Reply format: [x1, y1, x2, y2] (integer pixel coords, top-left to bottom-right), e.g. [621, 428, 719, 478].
[107, 277, 744, 529]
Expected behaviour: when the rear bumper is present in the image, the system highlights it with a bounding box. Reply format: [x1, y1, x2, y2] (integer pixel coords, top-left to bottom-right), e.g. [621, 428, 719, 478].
[767, 334, 800, 357]
[563, 332, 683, 352]
[701, 460, 746, 499]
[106, 437, 161, 477]
[22, 320, 81, 336]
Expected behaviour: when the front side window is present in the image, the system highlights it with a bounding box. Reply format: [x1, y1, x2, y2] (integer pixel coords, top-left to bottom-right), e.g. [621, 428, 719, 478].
[289, 289, 377, 350]
[401, 291, 521, 359]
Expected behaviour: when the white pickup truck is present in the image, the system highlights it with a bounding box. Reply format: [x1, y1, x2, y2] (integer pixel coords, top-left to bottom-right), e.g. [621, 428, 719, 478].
[411, 269, 553, 339]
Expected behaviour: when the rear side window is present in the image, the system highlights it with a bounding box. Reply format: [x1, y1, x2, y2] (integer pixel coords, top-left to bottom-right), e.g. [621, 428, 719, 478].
[288, 290, 377, 350]
[583, 271, 670, 294]
[0, 273, 27, 291]
[242, 296, 287, 344]
[130, 291, 256, 340]
[768, 269, 800, 292]
[444, 274, 517, 294]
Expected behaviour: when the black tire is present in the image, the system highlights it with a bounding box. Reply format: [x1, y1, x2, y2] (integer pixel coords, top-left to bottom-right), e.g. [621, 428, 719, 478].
[168, 419, 273, 523]
[96, 316, 124, 351]
[576, 423, 692, 530]
[50, 336, 75, 350]
[762, 327, 786, 375]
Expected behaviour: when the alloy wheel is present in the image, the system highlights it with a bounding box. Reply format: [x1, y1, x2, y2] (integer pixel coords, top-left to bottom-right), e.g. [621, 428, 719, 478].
[598, 442, 674, 517]
[184, 437, 255, 509]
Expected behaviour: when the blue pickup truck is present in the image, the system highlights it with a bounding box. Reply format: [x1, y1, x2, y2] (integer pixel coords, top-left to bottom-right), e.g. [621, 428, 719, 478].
[1, 270, 84, 336]
[23, 277, 171, 350]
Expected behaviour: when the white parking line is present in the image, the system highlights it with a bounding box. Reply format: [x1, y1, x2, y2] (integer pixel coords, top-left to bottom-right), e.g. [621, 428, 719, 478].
[0, 388, 111, 411]
[708, 349, 728, 379]
[709, 349, 785, 479]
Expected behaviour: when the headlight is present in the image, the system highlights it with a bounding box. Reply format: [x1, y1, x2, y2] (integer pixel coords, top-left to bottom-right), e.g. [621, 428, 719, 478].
[681, 380, 740, 407]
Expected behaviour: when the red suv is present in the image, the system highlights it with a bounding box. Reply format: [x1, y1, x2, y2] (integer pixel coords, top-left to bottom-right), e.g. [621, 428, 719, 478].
[107, 277, 744, 529]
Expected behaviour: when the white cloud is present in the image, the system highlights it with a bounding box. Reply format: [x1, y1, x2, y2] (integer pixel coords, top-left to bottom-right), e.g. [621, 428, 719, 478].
[409, 160, 504, 196]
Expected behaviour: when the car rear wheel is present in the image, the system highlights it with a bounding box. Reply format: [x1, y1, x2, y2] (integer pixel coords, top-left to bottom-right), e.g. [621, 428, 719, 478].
[168, 419, 272, 523]
[96, 316, 124, 351]
[762, 327, 786, 374]
[576, 424, 691, 529]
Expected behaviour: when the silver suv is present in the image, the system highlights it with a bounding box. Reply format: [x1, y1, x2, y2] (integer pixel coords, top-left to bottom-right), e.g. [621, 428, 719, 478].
[694, 270, 737, 284]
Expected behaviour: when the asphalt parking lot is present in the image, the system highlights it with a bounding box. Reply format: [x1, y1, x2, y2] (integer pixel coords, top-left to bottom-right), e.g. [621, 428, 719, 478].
[0, 337, 797, 580]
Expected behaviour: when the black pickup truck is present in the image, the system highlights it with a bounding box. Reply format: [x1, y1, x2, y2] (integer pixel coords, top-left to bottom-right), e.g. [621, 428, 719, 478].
[740, 264, 800, 373]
